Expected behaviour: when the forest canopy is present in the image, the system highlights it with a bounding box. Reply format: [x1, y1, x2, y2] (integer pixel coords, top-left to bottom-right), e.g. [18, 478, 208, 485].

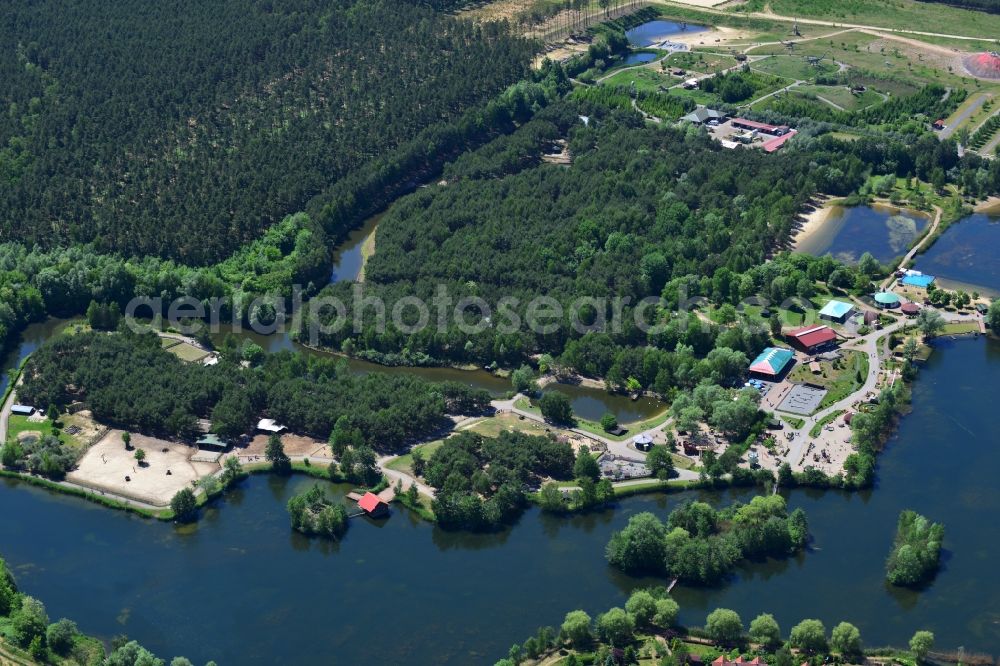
[18, 331, 490, 448]
[0, 0, 535, 263]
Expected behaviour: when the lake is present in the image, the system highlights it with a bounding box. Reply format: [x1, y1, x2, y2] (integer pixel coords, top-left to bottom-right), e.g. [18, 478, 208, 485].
[625, 20, 707, 48]
[913, 212, 1000, 295]
[536, 382, 664, 423]
[796, 204, 930, 265]
[3, 338, 1000, 662]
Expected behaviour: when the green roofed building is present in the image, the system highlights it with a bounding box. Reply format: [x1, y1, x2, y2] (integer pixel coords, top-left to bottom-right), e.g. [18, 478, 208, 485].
[196, 434, 228, 450]
[749, 347, 794, 379]
[874, 292, 901, 309]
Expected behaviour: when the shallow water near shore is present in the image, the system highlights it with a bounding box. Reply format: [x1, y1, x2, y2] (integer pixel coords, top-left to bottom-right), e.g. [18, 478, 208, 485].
[796, 204, 929, 265]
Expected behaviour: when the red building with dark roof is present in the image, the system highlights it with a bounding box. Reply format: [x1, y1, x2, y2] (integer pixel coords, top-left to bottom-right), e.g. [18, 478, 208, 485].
[786, 325, 838, 354]
[358, 492, 389, 518]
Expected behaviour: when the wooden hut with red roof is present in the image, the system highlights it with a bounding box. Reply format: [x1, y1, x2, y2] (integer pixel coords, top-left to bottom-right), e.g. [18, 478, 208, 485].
[357, 492, 389, 518]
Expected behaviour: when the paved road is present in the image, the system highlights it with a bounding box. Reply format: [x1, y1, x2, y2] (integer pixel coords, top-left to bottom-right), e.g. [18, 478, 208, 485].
[941, 93, 990, 140]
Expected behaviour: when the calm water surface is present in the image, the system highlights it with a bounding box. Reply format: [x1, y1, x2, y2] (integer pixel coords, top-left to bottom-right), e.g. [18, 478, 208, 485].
[2, 339, 1000, 663]
[328, 213, 380, 284]
[797, 204, 929, 265]
[622, 52, 658, 65]
[625, 21, 707, 48]
[913, 212, 1000, 295]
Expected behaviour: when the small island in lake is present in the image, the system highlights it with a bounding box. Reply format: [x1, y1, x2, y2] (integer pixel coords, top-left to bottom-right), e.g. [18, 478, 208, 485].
[886, 510, 944, 587]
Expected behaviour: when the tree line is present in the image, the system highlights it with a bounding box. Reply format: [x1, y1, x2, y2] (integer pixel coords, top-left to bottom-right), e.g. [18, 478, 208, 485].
[498, 585, 939, 666]
[17, 331, 490, 450]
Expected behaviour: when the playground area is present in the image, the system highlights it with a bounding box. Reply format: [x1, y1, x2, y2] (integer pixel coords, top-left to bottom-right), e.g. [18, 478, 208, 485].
[776, 384, 828, 415]
[67, 430, 219, 506]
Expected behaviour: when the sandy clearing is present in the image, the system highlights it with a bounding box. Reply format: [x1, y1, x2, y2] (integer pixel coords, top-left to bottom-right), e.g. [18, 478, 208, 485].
[68, 430, 219, 506]
[243, 433, 331, 459]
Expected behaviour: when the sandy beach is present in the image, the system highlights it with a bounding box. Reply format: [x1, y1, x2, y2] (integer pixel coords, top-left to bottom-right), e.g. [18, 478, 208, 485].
[973, 195, 1000, 213]
[791, 197, 838, 251]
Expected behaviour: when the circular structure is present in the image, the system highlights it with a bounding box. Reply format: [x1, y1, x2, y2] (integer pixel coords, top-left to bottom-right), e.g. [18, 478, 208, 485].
[901, 302, 920, 316]
[964, 51, 1000, 79]
[875, 292, 900, 308]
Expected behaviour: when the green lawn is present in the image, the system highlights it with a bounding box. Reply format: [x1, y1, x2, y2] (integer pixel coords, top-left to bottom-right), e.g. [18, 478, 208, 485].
[600, 67, 674, 93]
[809, 409, 846, 437]
[166, 341, 209, 362]
[750, 55, 837, 82]
[794, 84, 883, 111]
[384, 439, 445, 477]
[665, 51, 738, 75]
[6, 414, 72, 446]
[942, 321, 982, 335]
[788, 350, 869, 410]
[739, 0, 1000, 40]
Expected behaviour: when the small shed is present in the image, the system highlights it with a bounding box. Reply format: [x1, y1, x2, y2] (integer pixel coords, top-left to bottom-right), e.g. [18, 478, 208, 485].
[358, 492, 389, 518]
[10, 405, 35, 416]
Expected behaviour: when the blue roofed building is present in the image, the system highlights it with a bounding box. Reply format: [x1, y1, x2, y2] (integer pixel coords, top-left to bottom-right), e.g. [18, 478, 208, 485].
[818, 299, 854, 323]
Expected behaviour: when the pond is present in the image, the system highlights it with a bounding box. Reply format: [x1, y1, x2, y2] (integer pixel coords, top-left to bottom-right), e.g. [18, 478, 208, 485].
[625, 20, 707, 48]
[622, 51, 658, 66]
[536, 382, 665, 423]
[795, 204, 929, 265]
[913, 212, 1000, 295]
[3, 338, 1000, 663]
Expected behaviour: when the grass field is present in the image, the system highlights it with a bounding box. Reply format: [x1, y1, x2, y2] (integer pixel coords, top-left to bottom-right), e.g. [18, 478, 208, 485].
[751, 30, 979, 91]
[384, 439, 446, 477]
[793, 84, 883, 111]
[788, 350, 869, 409]
[600, 67, 674, 92]
[750, 55, 837, 81]
[738, 0, 1000, 40]
[665, 50, 738, 75]
[6, 415, 73, 446]
[160, 337, 181, 349]
[165, 341, 209, 362]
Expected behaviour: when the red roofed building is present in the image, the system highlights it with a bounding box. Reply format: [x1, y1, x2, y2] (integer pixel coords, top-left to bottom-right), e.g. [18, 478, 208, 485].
[358, 492, 389, 518]
[762, 130, 797, 152]
[786, 325, 838, 354]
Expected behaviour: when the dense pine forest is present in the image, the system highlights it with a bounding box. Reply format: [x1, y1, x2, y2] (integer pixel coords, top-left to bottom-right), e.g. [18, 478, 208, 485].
[0, 0, 534, 263]
[18, 331, 490, 447]
[309, 96, 993, 379]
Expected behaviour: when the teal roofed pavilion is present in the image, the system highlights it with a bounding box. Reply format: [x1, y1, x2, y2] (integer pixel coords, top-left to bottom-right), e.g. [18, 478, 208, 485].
[749, 347, 794, 378]
[874, 292, 901, 308]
